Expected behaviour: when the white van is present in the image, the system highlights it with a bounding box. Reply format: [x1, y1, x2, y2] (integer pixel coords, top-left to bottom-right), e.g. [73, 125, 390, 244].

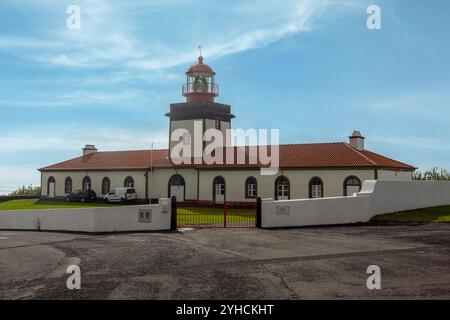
[104, 187, 137, 203]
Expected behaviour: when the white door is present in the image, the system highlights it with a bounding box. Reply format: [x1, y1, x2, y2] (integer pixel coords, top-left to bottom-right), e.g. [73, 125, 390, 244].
[346, 185, 360, 196]
[170, 185, 185, 202]
[215, 183, 225, 202]
[48, 182, 55, 199]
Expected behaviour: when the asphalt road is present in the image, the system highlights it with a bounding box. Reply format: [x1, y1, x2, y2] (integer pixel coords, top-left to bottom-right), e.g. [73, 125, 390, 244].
[0, 223, 449, 299]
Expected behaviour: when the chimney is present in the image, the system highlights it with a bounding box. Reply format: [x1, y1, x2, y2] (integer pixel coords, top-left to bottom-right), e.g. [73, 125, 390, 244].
[82, 144, 98, 156]
[349, 131, 365, 151]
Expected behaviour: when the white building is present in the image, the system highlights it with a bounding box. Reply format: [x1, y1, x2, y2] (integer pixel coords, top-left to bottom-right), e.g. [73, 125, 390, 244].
[39, 56, 415, 202]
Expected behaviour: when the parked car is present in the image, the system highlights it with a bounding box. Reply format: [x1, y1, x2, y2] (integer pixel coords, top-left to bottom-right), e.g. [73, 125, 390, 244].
[103, 187, 137, 203]
[65, 190, 97, 203]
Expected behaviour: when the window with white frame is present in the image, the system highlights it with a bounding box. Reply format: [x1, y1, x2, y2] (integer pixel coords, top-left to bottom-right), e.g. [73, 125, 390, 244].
[245, 177, 257, 198]
[309, 177, 323, 198]
[213, 176, 226, 201]
[275, 176, 290, 200]
[215, 183, 225, 195]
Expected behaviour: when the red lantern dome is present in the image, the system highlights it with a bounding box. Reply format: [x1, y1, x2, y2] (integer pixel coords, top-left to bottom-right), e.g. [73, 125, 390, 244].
[183, 56, 219, 102]
[186, 56, 216, 75]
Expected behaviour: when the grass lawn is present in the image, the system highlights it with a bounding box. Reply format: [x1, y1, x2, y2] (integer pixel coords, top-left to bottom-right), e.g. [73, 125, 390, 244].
[0, 199, 117, 211]
[177, 207, 255, 227]
[371, 205, 450, 224]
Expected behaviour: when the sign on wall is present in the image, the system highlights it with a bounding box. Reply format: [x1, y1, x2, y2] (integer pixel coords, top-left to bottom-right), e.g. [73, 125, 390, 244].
[276, 206, 290, 215]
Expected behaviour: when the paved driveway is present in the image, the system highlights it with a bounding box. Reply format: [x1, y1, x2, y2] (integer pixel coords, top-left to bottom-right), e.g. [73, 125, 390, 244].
[0, 224, 449, 299]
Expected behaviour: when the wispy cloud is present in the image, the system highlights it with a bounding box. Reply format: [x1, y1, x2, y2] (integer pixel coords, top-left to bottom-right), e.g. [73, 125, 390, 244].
[0, 126, 168, 153]
[1, 0, 328, 71]
[0, 36, 64, 49]
[366, 93, 450, 114]
[371, 136, 443, 151]
[0, 89, 152, 109]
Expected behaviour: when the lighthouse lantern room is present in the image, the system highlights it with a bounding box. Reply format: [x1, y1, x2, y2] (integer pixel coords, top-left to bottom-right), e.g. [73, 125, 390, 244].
[182, 55, 219, 102]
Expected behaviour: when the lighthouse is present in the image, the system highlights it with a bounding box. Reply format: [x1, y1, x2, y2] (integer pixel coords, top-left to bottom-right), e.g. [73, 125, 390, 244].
[166, 56, 235, 163]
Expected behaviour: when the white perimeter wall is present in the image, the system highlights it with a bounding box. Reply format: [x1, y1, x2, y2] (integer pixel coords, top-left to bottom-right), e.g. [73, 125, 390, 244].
[262, 180, 450, 228]
[0, 199, 172, 233]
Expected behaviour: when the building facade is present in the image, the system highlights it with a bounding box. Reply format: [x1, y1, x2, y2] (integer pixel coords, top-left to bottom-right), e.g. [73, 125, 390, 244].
[40, 56, 415, 202]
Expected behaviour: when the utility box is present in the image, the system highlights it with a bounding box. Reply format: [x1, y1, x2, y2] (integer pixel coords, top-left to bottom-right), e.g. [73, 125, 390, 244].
[138, 209, 152, 223]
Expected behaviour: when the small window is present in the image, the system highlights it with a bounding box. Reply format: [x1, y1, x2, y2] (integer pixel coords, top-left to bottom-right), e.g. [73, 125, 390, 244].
[309, 177, 323, 198]
[64, 177, 72, 194]
[124, 176, 134, 188]
[215, 120, 221, 130]
[245, 177, 257, 198]
[102, 177, 111, 195]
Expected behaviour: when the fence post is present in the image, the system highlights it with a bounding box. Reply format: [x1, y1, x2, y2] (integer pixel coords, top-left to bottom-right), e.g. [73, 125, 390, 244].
[224, 201, 227, 228]
[170, 196, 177, 230]
[256, 197, 262, 228]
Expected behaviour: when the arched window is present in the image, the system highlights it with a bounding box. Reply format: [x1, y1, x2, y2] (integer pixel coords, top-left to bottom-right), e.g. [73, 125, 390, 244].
[64, 177, 72, 194]
[213, 176, 226, 202]
[168, 174, 186, 201]
[124, 176, 134, 188]
[245, 177, 257, 198]
[102, 177, 111, 195]
[275, 176, 290, 200]
[82, 176, 91, 190]
[47, 176, 56, 197]
[343, 176, 361, 196]
[309, 177, 323, 198]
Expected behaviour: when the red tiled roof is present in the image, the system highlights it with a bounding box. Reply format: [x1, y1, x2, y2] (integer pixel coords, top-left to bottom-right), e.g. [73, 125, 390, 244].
[40, 150, 172, 171]
[39, 143, 415, 171]
[360, 149, 415, 170]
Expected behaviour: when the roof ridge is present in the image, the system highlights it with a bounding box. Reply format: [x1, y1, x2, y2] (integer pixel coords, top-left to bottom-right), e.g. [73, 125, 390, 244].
[343, 143, 378, 166]
[97, 149, 168, 153]
[96, 143, 346, 153]
[277, 142, 344, 147]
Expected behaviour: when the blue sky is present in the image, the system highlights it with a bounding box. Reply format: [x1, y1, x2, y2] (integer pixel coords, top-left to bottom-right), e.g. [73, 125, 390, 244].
[1, 0, 449, 194]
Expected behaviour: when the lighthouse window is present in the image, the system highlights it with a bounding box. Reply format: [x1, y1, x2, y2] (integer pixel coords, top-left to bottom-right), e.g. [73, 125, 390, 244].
[182, 132, 191, 145]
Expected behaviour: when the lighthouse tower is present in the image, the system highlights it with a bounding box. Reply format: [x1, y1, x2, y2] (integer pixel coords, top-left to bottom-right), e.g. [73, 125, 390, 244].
[166, 56, 235, 162]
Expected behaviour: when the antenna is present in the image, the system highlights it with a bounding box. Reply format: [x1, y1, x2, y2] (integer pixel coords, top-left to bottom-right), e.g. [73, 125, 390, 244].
[198, 45, 202, 57]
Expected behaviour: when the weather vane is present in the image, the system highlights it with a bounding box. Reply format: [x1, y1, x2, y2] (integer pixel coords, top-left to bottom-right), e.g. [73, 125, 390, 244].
[198, 45, 202, 56]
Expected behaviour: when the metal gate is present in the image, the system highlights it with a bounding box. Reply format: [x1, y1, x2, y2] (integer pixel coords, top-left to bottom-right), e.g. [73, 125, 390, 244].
[172, 198, 260, 229]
